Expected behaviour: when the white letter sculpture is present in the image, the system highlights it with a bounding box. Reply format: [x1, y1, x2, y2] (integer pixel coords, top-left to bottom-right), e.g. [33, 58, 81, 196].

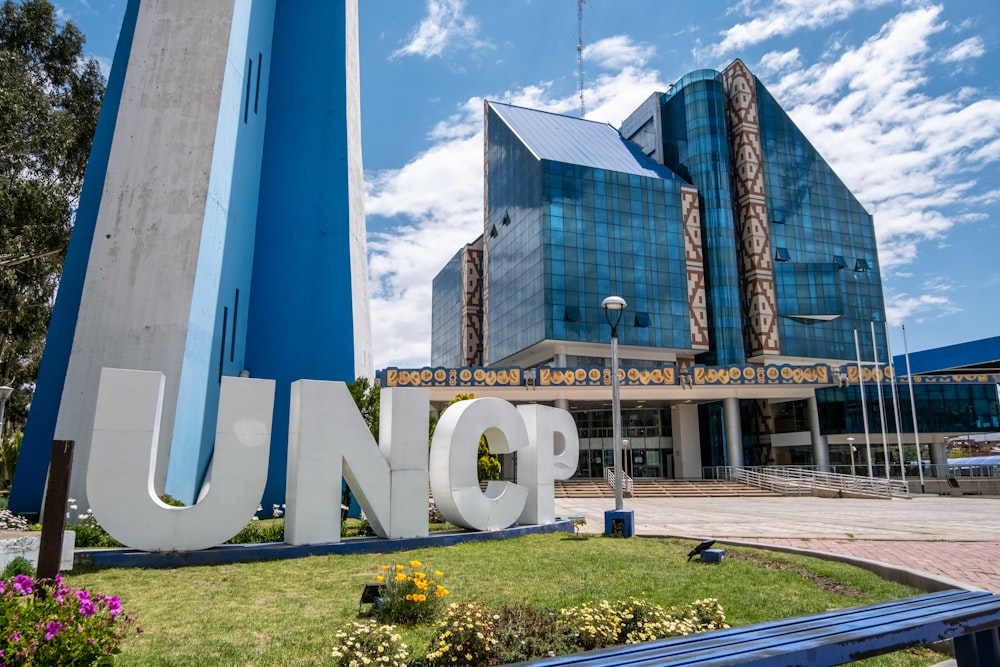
[516, 404, 580, 525]
[429, 398, 529, 531]
[285, 381, 429, 545]
[87, 368, 275, 552]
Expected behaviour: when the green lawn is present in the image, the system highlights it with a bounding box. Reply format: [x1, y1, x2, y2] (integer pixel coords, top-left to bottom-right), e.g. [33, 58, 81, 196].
[66, 533, 945, 666]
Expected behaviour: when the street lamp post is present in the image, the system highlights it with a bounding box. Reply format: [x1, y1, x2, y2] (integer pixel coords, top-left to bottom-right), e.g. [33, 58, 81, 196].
[602, 296, 633, 537]
[602, 296, 626, 511]
[0, 386, 13, 439]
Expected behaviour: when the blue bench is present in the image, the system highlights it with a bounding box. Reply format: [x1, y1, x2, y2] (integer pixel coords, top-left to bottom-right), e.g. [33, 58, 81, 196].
[512, 589, 1000, 667]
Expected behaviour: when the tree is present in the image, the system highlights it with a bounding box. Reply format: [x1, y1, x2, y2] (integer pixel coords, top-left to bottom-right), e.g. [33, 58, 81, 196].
[347, 376, 380, 439]
[344, 377, 380, 516]
[0, 0, 105, 428]
[430, 393, 502, 482]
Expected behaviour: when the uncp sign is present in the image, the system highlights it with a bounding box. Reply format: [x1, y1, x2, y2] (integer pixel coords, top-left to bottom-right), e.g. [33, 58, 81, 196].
[87, 368, 580, 552]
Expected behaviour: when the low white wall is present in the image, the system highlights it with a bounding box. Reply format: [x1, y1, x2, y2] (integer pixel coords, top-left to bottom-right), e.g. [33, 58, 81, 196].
[0, 531, 76, 573]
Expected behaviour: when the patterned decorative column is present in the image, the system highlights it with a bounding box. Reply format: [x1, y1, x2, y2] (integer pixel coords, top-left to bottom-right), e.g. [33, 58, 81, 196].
[461, 247, 484, 366]
[722, 60, 780, 358]
[681, 186, 709, 351]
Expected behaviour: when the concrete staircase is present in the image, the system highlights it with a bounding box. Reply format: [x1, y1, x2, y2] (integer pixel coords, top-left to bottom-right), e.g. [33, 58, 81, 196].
[554, 478, 780, 498]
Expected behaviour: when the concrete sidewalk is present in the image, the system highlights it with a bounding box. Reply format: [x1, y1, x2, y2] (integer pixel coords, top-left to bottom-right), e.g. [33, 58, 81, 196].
[555, 495, 1000, 592]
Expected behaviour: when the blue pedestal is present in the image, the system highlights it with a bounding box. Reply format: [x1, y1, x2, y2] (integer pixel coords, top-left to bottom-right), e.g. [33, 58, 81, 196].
[700, 548, 726, 563]
[604, 510, 635, 538]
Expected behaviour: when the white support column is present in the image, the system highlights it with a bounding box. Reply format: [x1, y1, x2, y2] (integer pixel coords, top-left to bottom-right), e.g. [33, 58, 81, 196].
[670, 403, 702, 479]
[930, 440, 948, 474]
[724, 397, 743, 469]
[807, 394, 830, 472]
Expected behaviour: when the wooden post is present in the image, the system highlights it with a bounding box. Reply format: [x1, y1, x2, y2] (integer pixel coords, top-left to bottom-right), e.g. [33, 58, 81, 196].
[37, 440, 74, 581]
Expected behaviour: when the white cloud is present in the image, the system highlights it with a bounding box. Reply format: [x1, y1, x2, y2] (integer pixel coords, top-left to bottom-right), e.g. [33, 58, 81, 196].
[884, 291, 959, 326]
[392, 0, 491, 59]
[583, 35, 656, 71]
[940, 36, 984, 63]
[755, 5, 1000, 270]
[757, 48, 802, 77]
[711, 0, 895, 57]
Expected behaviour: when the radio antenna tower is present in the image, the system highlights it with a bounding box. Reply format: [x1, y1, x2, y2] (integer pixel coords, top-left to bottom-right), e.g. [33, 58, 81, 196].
[577, 0, 586, 116]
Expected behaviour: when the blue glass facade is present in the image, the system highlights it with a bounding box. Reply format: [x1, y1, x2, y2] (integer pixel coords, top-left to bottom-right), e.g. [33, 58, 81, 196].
[431, 249, 463, 368]
[484, 103, 694, 364]
[659, 72, 744, 365]
[755, 82, 888, 362]
[484, 105, 545, 362]
[818, 384, 1000, 434]
[426, 64, 998, 479]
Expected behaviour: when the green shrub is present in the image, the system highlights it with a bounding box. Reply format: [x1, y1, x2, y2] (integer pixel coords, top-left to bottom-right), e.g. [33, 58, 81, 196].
[225, 519, 284, 544]
[331, 620, 408, 667]
[374, 560, 450, 626]
[68, 511, 124, 548]
[1, 555, 35, 579]
[671, 597, 729, 633]
[558, 597, 730, 650]
[158, 494, 186, 507]
[557, 599, 622, 650]
[493, 602, 577, 664]
[0, 573, 139, 663]
[225, 504, 286, 544]
[614, 597, 676, 643]
[425, 601, 499, 666]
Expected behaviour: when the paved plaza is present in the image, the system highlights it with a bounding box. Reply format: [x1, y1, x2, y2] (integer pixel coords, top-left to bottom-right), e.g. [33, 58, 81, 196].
[555, 495, 1000, 593]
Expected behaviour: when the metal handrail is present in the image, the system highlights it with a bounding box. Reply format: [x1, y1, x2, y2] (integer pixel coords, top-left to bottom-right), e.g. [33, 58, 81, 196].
[604, 467, 633, 497]
[715, 466, 909, 498]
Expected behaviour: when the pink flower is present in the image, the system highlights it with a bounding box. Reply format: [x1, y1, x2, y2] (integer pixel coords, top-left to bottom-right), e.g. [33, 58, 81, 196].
[12, 575, 33, 596]
[102, 595, 122, 616]
[44, 621, 62, 641]
[79, 600, 96, 616]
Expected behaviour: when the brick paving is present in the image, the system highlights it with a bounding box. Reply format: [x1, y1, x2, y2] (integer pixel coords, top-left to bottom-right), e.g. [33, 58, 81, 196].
[555, 495, 1000, 592]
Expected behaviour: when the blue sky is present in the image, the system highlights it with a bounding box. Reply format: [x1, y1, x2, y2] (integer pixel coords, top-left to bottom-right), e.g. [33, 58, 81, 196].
[59, 0, 1000, 370]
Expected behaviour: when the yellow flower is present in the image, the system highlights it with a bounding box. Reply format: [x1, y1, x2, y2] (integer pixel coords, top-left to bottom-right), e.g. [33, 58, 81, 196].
[395, 564, 404, 572]
[410, 560, 422, 568]
[381, 565, 389, 572]
[435, 570, 443, 578]
[395, 573, 406, 582]
[406, 594, 414, 601]
[376, 575, 384, 584]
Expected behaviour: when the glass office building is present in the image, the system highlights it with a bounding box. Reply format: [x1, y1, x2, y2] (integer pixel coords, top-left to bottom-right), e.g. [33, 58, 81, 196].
[426, 60, 998, 477]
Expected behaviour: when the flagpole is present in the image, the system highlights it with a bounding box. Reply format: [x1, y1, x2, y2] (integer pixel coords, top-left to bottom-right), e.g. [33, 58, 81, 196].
[871, 321, 891, 481]
[885, 322, 907, 490]
[902, 324, 925, 493]
[854, 328, 874, 477]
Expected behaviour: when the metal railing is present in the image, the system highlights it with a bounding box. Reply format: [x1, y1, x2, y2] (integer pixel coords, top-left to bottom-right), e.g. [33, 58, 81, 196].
[604, 467, 634, 497]
[714, 466, 909, 498]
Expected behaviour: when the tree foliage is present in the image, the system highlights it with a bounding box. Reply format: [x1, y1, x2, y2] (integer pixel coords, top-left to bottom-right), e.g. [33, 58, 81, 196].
[0, 0, 105, 427]
[430, 393, 502, 482]
[347, 376, 380, 439]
